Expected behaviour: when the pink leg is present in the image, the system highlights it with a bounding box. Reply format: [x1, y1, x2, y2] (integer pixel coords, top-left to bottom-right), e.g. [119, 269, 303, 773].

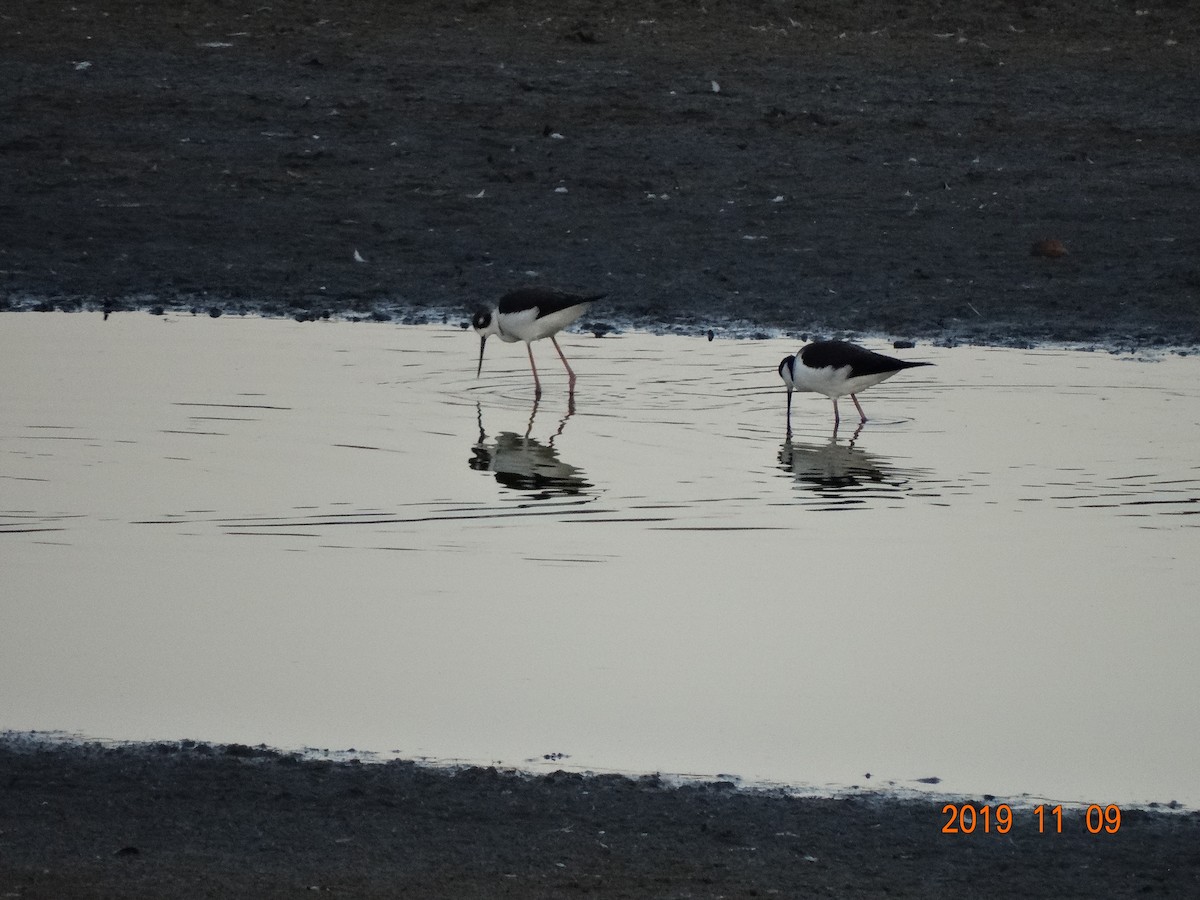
[831, 398, 841, 426]
[550, 335, 577, 387]
[851, 394, 867, 422]
[526, 343, 542, 397]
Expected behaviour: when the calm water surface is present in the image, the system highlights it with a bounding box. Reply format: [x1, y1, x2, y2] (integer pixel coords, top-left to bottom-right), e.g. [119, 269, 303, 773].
[3, 313, 1198, 807]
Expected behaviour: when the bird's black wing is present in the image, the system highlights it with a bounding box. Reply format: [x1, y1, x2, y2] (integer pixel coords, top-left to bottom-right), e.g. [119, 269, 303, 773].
[800, 340, 932, 375]
[498, 287, 605, 318]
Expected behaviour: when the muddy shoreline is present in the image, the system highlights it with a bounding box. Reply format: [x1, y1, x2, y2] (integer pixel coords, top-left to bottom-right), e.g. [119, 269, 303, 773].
[2, 0, 1198, 347]
[3, 735, 1198, 899]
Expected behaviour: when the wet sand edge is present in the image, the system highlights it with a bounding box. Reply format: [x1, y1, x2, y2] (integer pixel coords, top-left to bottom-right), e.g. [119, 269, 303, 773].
[2, 736, 1197, 897]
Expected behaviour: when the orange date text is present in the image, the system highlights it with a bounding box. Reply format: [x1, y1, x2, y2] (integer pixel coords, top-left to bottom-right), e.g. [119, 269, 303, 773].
[940, 803, 1121, 835]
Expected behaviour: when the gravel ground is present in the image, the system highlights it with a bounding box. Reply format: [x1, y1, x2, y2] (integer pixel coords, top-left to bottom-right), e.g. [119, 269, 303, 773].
[1, 0, 1198, 346]
[2, 736, 1198, 898]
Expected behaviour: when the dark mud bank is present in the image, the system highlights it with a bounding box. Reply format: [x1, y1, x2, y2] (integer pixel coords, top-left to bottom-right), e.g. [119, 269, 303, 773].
[2, 736, 1199, 899]
[2, 1, 1198, 348]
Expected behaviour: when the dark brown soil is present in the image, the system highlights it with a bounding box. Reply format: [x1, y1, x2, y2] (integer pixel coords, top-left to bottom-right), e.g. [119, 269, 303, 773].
[2, 737, 1198, 898]
[4, 2, 1200, 896]
[1, 0, 1198, 346]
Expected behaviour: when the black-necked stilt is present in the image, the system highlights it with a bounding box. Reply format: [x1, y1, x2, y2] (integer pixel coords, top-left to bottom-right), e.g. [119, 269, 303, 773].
[778, 340, 933, 432]
[472, 287, 603, 396]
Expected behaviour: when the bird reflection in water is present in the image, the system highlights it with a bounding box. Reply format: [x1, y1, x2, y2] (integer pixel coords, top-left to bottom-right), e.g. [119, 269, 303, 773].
[470, 399, 593, 499]
[778, 424, 927, 504]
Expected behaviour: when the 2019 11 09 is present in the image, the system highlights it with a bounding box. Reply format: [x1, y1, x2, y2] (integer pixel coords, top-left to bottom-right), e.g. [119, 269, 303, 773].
[941, 803, 1122, 835]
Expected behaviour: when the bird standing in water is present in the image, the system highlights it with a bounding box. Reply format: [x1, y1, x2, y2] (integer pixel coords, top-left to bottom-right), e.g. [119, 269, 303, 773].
[472, 287, 602, 397]
[778, 340, 933, 432]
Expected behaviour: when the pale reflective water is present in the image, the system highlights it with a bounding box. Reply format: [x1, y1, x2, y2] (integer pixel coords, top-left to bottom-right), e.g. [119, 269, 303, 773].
[3, 313, 1198, 807]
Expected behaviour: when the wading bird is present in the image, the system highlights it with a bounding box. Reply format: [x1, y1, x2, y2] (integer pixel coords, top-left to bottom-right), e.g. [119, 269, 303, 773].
[778, 340, 933, 432]
[472, 287, 602, 396]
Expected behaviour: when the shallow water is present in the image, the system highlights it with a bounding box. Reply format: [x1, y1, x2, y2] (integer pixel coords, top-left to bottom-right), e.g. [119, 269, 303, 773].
[3, 312, 1198, 807]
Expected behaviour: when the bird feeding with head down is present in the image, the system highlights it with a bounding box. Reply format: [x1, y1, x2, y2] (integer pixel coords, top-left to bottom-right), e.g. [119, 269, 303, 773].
[778, 340, 933, 432]
[472, 287, 603, 397]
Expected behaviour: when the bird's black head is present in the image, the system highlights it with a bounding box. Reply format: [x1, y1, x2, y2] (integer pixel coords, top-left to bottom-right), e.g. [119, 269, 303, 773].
[471, 308, 493, 333]
[778, 355, 795, 383]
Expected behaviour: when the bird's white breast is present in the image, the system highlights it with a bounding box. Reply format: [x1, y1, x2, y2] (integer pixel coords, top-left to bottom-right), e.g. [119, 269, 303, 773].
[789, 362, 898, 399]
[498, 304, 589, 343]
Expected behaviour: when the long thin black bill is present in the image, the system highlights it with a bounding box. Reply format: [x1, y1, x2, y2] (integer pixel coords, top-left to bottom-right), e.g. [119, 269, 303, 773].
[476, 336, 487, 377]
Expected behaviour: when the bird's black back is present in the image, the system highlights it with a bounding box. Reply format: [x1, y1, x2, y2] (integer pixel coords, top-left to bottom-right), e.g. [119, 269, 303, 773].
[799, 340, 933, 376]
[497, 287, 605, 318]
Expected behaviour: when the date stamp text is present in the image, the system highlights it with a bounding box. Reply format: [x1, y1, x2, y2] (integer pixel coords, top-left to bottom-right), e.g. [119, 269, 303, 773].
[941, 803, 1122, 835]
